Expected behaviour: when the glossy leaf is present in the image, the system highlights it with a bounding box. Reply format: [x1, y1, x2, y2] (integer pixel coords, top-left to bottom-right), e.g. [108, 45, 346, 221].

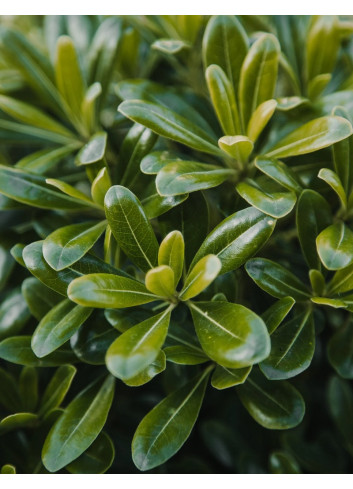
[190, 207, 276, 275]
[218, 136, 253, 163]
[158, 231, 184, 287]
[328, 262, 353, 295]
[22, 277, 63, 320]
[32, 299, 93, 357]
[1, 465, 16, 474]
[145, 266, 175, 299]
[206, 64, 240, 135]
[156, 161, 234, 196]
[247, 99, 277, 142]
[76, 132, 107, 166]
[236, 180, 296, 218]
[239, 33, 280, 128]
[43, 221, 106, 271]
[255, 157, 302, 194]
[211, 365, 251, 390]
[68, 273, 158, 308]
[164, 345, 208, 365]
[132, 368, 210, 471]
[38, 365, 77, 416]
[104, 185, 158, 272]
[266, 116, 353, 159]
[0, 165, 92, 210]
[42, 375, 115, 472]
[119, 100, 221, 156]
[245, 258, 311, 301]
[203, 15, 248, 98]
[189, 301, 270, 368]
[261, 297, 295, 335]
[91, 167, 112, 206]
[260, 307, 315, 380]
[0, 289, 30, 340]
[237, 369, 305, 429]
[142, 191, 188, 219]
[23, 241, 80, 296]
[317, 222, 353, 270]
[296, 190, 332, 270]
[0, 413, 38, 435]
[66, 432, 115, 474]
[269, 451, 301, 474]
[123, 351, 166, 387]
[105, 307, 172, 380]
[180, 255, 221, 301]
[318, 168, 347, 209]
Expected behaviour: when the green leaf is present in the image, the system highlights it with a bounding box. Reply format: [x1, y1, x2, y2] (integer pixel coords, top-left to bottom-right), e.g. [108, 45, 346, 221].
[1, 465, 16, 474]
[142, 191, 188, 219]
[247, 99, 277, 142]
[180, 255, 221, 301]
[76, 132, 107, 166]
[245, 258, 311, 301]
[261, 297, 295, 334]
[211, 365, 251, 390]
[203, 15, 248, 99]
[158, 231, 184, 287]
[66, 432, 115, 474]
[189, 301, 270, 368]
[318, 168, 347, 209]
[140, 150, 185, 175]
[0, 94, 75, 138]
[332, 106, 353, 195]
[43, 221, 107, 271]
[265, 116, 353, 158]
[269, 451, 301, 474]
[105, 307, 172, 380]
[311, 297, 347, 308]
[328, 262, 353, 295]
[309, 269, 326, 296]
[255, 157, 302, 194]
[42, 375, 115, 472]
[156, 161, 234, 196]
[68, 273, 158, 309]
[0, 336, 77, 367]
[218, 136, 253, 163]
[0, 289, 30, 340]
[190, 207, 276, 275]
[91, 168, 112, 206]
[23, 241, 80, 296]
[38, 365, 77, 416]
[104, 185, 158, 272]
[296, 190, 332, 270]
[32, 299, 93, 357]
[45, 178, 97, 206]
[104, 308, 151, 333]
[236, 180, 296, 218]
[328, 321, 353, 378]
[16, 146, 76, 175]
[55, 35, 85, 121]
[237, 368, 305, 429]
[152, 38, 189, 54]
[123, 351, 166, 387]
[239, 33, 280, 128]
[260, 307, 315, 380]
[317, 222, 353, 270]
[132, 368, 210, 471]
[119, 100, 221, 156]
[0, 165, 92, 210]
[22, 277, 62, 320]
[10, 243, 26, 267]
[0, 413, 38, 435]
[206, 64, 240, 135]
[145, 266, 175, 299]
[164, 345, 208, 365]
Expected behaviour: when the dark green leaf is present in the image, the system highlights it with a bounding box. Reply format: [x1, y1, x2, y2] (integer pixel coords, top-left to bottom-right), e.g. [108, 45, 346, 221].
[0, 413, 38, 435]
[255, 157, 302, 194]
[269, 451, 301, 474]
[66, 432, 115, 474]
[0, 289, 30, 340]
[261, 297, 295, 334]
[104, 185, 158, 272]
[22, 277, 62, 320]
[19, 366, 38, 412]
[123, 351, 166, 387]
[328, 321, 353, 378]
[38, 365, 77, 417]
[317, 222, 353, 270]
[132, 368, 210, 471]
[42, 375, 115, 472]
[164, 345, 208, 365]
[211, 365, 251, 390]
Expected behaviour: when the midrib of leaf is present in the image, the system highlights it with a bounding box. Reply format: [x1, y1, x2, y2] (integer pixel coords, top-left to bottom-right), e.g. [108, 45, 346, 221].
[215, 218, 264, 258]
[91, 287, 157, 298]
[131, 306, 172, 353]
[0, 119, 78, 145]
[246, 377, 291, 414]
[116, 196, 154, 270]
[189, 302, 244, 341]
[329, 270, 353, 294]
[260, 270, 310, 298]
[55, 379, 113, 462]
[274, 310, 311, 366]
[267, 129, 330, 157]
[139, 369, 209, 470]
[55, 221, 106, 269]
[42, 307, 92, 351]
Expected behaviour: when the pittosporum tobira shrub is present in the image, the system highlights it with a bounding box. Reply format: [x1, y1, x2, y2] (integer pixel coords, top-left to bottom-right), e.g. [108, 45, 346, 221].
[1, 14, 353, 474]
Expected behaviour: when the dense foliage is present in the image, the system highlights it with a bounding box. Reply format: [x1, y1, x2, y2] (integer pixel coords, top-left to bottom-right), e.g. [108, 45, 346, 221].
[1, 15, 353, 474]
